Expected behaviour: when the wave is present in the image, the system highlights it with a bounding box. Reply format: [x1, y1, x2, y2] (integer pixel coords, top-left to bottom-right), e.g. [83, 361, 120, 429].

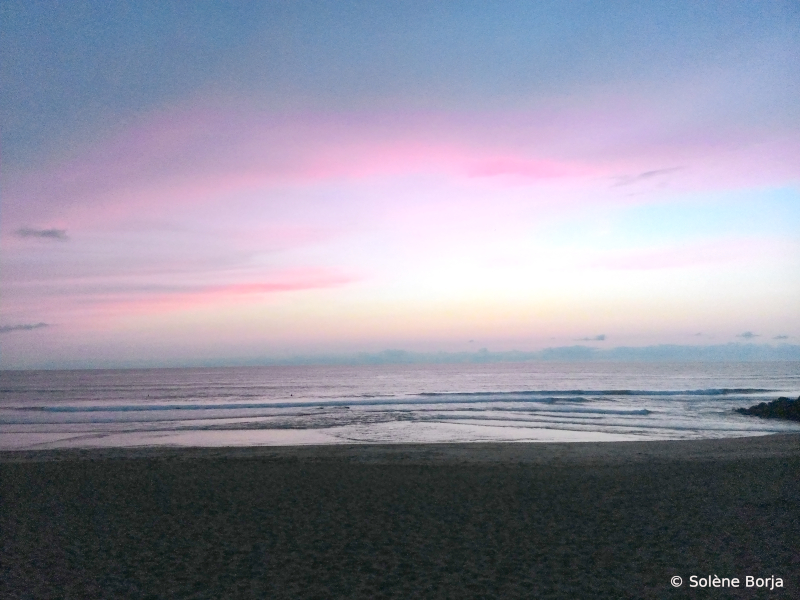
[419, 388, 772, 397]
[12, 387, 774, 414]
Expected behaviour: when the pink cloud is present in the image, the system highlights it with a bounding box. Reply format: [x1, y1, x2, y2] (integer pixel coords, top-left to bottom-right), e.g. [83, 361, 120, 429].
[132, 268, 354, 310]
[206, 271, 355, 298]
[5, 268, 357, 322]
[2, 106, 605, 229]
[5, 93, 798, 234]
[466, 156, 580, 179]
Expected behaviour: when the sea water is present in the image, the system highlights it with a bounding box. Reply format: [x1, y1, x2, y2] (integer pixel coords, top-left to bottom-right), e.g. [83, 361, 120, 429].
[1, 362, 799, 450]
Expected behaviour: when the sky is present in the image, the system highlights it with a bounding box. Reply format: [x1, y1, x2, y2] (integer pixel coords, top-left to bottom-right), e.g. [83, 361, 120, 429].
[2, 1, 799, 369]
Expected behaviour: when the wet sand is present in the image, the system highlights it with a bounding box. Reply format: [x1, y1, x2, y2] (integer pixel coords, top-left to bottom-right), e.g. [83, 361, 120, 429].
[2, 434, 799, 598]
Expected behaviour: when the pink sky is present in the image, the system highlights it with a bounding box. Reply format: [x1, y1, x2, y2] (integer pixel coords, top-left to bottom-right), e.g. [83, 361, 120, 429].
[3, 2, 799, 367]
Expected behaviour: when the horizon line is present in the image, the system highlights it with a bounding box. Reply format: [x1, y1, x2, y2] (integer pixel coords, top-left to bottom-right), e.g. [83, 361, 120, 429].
[2, 342, 800, 371]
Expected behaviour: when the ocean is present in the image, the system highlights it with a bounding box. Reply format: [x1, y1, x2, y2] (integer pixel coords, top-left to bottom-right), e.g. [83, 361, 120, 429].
[1, 362, 799, 450]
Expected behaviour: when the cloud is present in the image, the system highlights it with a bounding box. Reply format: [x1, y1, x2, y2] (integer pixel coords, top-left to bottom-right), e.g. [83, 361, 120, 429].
[737, 331, 759, 339]
[0, 322, 49, 334]
[15, 227, 68, 240]
[576, 334, 606, 341]
[211, 276, 355, 296]
[612, 167, 682, 187]
[774, 335, 789, 340]
[4, 107, 599, 230]
[466, 157, 583, 179]
[76, 268, 359, 316]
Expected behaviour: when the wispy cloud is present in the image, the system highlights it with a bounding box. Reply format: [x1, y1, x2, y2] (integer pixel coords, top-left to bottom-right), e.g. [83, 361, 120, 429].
[0, 322, 49, 334]
[6, 108, 601, 229]
[209, 275, 356, 296]
[576, 334, 606, 341]
[737, 331, 759, 339]
[774, 335, 789, 340]
[70, 268, 359, 316]
[612, 167, 682, 187]
[15, 227, 68, 240]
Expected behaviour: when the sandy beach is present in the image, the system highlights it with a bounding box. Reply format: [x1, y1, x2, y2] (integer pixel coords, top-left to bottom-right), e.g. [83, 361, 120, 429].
[2, 434, 799, 599]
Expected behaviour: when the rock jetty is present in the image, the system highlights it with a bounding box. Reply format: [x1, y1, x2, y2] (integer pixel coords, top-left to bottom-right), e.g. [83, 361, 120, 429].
[735, 397, 800, 421]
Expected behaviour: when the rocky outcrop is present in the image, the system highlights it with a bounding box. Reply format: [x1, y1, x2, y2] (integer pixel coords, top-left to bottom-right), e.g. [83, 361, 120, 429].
[735, 397, 800, 421]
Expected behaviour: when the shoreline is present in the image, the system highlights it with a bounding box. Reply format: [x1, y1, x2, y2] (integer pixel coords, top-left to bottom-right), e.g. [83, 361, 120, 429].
[2, 431, 798, 464]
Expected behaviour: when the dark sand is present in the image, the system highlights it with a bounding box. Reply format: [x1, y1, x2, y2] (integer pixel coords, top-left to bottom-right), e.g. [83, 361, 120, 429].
[2, 435, 799, 599]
